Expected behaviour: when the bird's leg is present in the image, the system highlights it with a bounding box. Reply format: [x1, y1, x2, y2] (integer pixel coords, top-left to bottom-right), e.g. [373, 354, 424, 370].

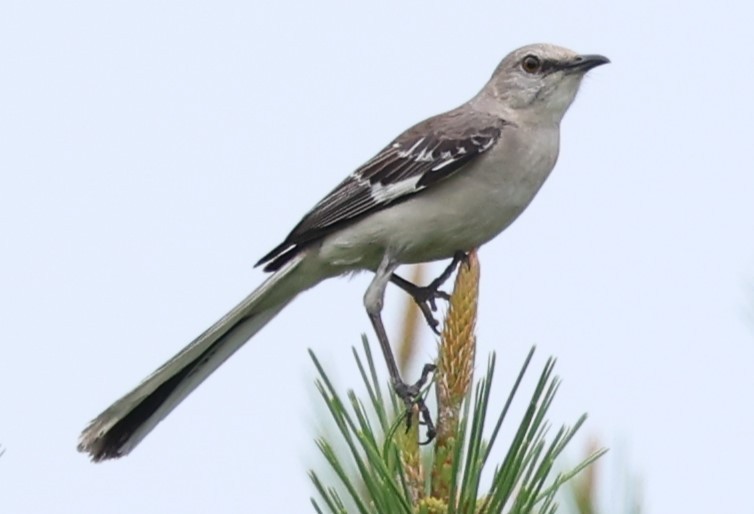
[365, 254, 437, 444]
[390, 251, 467, 334]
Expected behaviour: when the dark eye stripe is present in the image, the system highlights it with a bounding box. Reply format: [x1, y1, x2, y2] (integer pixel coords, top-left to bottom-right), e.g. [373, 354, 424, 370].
[540, 59, 562, 74]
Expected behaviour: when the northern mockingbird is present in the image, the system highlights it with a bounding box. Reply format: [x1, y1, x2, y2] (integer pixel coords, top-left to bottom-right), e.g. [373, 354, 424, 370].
[78, 43, 608, 461]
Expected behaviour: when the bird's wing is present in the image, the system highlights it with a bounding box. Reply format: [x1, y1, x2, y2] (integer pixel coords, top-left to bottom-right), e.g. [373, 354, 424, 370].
[257, 107, 508, 271]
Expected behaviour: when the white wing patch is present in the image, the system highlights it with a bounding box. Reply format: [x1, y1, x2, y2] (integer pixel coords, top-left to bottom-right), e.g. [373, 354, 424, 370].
[431, 158, 460, 171]
[474, 137, 495, 152]
[369, 175, 423, 203]
[366, 134, 496, 191]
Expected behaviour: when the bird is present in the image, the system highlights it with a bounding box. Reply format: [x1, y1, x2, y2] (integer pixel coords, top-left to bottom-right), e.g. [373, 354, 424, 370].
[78, 43, 609, 461]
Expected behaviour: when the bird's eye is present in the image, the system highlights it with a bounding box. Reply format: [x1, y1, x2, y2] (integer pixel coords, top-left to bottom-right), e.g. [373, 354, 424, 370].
[521, 55, 542, 74]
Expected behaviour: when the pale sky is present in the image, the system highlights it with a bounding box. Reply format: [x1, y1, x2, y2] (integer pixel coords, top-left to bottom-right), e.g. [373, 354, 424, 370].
[1, 1, 753, 513]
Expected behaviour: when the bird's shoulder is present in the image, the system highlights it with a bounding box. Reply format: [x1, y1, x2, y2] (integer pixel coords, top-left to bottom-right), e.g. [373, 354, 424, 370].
[358, 105, 509, 188]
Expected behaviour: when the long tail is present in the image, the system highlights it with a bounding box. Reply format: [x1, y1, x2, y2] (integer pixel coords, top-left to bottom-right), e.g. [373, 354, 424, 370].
[78, 252, 319, 461]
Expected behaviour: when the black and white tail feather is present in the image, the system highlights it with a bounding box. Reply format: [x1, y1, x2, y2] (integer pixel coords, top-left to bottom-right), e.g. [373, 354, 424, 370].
[77, 253, 318, 461]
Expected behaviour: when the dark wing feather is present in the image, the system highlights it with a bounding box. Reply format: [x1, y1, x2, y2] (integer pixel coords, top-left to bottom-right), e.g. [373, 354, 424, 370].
[257, 107, 508, 271]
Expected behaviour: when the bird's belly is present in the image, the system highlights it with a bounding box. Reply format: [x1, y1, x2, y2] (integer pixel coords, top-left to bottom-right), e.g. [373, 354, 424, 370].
[390, 162, 549, 263]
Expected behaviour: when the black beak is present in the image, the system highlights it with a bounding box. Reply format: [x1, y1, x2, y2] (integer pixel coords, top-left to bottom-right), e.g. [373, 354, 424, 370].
[563, 54, 610, 73]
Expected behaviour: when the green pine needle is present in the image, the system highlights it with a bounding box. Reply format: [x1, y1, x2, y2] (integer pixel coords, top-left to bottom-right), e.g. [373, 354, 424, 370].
[309, 340, 603, 514]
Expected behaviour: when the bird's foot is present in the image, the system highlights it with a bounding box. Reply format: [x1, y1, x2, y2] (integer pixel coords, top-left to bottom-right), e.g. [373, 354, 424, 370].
[407, 284, 451, 335]
[406, 252, 467, 334]
[394, 363, 437, 444]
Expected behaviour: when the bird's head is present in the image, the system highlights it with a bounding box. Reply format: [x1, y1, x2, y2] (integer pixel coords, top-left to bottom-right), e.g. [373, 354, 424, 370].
[485, 43, 609, 122]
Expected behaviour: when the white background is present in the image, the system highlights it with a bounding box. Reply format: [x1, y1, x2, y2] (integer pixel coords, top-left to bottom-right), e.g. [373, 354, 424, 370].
[1, 1, 753, 513]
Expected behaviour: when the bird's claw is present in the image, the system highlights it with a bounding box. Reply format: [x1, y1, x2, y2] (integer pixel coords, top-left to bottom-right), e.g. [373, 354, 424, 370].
[411, 287, 451, 334]
[394, 363, 437, 444]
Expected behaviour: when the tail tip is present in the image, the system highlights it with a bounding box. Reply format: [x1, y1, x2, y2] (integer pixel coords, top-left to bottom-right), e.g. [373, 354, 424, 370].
[77, 421, 129, 463]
